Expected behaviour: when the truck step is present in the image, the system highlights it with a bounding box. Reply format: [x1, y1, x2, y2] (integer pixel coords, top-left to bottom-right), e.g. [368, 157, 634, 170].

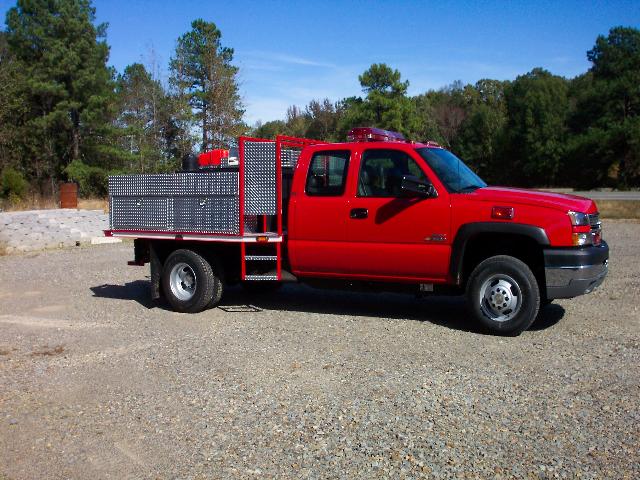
[279, 270, 298, 282]
[244, 274, 279, 281]
[245, 255, 277, 261]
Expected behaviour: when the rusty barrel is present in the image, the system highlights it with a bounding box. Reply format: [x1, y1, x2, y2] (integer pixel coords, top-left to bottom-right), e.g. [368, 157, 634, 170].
[59, 182, 78, 209]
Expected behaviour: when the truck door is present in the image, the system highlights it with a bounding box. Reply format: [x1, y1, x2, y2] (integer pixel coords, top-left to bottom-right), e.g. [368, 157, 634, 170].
[288, 149, 352, 276]
[346, 147, 451, 280]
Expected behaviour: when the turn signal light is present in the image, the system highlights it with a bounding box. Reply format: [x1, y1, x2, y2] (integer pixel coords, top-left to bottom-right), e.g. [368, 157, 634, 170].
[572, 232, 593, 246]
[491, 206, 514, 220]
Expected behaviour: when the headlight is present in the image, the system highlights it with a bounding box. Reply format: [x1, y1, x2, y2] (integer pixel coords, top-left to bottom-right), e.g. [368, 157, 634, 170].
[568, 211, 602, 246]
[568, 211, 590, 226]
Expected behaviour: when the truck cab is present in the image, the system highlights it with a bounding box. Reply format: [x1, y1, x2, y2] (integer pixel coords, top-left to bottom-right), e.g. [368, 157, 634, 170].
[107, 127, 609, 336]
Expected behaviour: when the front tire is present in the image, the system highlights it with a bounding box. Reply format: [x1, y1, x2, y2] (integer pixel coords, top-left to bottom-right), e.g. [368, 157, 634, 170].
[467, 255, 540, 336]
[161, 249, 221, 313]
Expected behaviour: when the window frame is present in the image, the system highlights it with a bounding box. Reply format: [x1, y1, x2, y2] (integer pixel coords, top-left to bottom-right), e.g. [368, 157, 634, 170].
[356, 148, 430, 198]
[304, 149, 351, 197]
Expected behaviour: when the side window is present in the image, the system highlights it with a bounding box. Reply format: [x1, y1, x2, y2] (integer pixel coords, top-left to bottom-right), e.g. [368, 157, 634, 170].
[358, 149, 428, 197]
[306, 150, 350, 196]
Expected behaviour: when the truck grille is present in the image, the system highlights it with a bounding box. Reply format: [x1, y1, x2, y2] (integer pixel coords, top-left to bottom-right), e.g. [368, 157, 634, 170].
[589, 212, 603, 245]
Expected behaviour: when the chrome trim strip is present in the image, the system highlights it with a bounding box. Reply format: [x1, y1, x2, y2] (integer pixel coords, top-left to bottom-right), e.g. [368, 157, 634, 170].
[109, 232, 283, 243]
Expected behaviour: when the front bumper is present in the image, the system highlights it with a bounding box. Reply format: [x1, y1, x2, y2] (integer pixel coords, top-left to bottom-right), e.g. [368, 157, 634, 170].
[544, 241, 609, 299]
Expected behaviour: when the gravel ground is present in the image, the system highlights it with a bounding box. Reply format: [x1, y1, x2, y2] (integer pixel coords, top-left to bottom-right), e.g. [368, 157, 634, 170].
[0, 220, 638, 479]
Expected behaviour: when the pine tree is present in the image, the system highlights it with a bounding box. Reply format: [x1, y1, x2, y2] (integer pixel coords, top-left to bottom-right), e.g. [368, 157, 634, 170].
[169, 19, 245, 151]
[5, 0, 114, 183]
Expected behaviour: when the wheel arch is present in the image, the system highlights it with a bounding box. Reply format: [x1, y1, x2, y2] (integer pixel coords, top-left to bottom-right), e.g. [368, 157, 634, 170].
[450, 222, 549, 288]
[142, 240, 241, 300]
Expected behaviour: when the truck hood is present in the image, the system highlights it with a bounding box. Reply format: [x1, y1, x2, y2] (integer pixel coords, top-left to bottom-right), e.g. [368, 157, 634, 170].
[468, 186, 596, 213]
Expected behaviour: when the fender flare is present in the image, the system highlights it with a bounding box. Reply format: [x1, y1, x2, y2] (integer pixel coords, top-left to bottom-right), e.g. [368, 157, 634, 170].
[450, 222, 549, 285]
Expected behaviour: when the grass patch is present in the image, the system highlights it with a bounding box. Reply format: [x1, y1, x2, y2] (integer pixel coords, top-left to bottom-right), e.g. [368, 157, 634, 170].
[597, 200, 640, 219]
[0, 195, 108, 212]
[78, 197, 108, 212]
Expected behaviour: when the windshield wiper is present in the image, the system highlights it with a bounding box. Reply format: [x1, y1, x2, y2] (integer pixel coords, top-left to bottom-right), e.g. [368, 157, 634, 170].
[457, 185, 483, 193]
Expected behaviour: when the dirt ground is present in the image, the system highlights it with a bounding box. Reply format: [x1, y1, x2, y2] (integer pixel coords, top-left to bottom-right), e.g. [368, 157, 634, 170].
[0, 220, 638, 479]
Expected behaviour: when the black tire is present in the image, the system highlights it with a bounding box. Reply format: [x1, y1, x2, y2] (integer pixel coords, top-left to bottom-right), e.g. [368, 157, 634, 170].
[466, 255, 540, 336]
[206, 256, 225, 309]
[161, 249, 221, 313]
[241, 281, 282, 294]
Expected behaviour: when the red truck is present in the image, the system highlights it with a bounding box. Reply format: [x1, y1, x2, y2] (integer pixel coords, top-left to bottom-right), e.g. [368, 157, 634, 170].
[106, 127, 609, 335]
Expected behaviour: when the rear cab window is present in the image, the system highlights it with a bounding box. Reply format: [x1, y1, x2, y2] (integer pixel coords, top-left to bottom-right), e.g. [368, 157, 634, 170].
[305, 150, 350, 196]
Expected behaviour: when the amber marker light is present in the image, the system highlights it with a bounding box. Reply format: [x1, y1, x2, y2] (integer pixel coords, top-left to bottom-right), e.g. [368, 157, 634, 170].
[256, 236, 269, 243]
[491, 206, 514, 220]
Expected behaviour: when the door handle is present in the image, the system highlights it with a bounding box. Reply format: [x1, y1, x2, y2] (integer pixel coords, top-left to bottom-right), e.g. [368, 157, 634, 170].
[350, 208, 368, 219]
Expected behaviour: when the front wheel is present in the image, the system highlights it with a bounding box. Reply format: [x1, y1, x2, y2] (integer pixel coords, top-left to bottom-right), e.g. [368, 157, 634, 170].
[161, 249, 223, 313]
[466, 255, 540, 336]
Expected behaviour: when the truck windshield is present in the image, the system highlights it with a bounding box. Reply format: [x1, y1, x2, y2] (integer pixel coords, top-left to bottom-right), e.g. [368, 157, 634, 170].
[416, 147, 487, 193]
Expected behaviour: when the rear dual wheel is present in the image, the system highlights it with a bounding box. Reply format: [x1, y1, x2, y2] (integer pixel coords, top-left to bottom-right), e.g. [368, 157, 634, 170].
[467, 255, 540, 336]
[161, 249, 224, 313]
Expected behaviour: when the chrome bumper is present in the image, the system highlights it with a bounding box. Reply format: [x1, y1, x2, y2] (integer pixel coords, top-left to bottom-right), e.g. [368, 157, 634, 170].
[544, 242, 609, 299]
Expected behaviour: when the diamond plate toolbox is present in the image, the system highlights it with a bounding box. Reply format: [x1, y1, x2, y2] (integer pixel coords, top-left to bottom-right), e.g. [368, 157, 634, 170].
[281, 148, 301, 168]
[244, 141, 276, 215]
[108, 172, 240, 234]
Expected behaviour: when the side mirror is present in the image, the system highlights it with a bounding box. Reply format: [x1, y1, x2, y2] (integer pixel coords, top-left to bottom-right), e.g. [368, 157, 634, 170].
[400, 175, 437, 198]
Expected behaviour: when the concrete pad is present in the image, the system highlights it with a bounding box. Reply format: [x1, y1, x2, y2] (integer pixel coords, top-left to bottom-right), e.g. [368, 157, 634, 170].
[90, 236, 122, 245]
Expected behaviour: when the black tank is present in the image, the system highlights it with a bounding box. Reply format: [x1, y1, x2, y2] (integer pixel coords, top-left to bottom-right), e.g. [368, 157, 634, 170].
[182, 153, 199, 172]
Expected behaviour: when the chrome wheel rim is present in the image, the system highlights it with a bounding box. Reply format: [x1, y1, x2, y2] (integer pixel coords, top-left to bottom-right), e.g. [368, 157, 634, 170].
[169, 262, 197, 301]
[479, 274, 522, 322]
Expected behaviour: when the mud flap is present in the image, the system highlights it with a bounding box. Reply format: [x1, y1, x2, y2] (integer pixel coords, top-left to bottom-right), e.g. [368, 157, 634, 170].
[150, 243, 162, 300]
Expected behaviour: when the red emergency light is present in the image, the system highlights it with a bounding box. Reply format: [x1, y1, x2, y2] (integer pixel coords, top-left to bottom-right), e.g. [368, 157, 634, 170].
[198, 149, 229, 167]
[347, 127, 406, 143]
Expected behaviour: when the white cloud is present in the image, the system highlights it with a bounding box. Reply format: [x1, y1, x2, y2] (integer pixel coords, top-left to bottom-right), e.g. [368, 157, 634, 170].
[242, 50, 337, 69]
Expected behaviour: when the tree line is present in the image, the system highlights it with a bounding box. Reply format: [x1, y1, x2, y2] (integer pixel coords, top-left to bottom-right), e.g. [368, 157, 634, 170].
[0, 0, 244, 199]
[0, 0, 638, 203]
[256, 27, 640, 189]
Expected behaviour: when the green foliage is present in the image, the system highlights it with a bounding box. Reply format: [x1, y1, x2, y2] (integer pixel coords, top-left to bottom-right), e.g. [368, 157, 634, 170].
[64, 159, 108, 197]
[501, 68, 569, 186]
[0, 31, 29, 172]
[334, 64, 421, 140]
[253, 120, 288, 139]
[1, 5, 639, 194]
[169, 19, 245, 151]
[113, 62, 187, 173]
[4, 0, 114, 181]
[1, 166, 28, 201]
[359, 63, 409, 96]
[567, 26, 640, 188]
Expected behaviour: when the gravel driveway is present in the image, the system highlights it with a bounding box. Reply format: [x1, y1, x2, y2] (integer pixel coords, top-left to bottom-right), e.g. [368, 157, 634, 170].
[0, 221, 638, 479]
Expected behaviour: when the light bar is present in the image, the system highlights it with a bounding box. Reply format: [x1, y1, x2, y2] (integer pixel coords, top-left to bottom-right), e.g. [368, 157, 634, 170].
[347, 127, 406, 143]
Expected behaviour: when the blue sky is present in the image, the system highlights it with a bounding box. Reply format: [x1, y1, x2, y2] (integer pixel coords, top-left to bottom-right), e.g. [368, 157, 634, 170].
[1, 0, 639, 124]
